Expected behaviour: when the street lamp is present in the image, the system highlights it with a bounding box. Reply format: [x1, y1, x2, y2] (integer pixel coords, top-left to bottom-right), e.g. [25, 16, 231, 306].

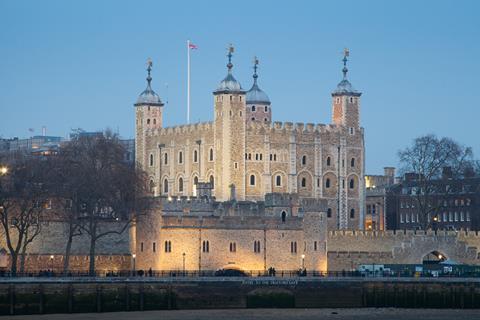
[301, 254, 305, 270]
[50, 255, 54, 272]
[0, 166, 8, 175]
[132, 254, 136, 276]
[182, 252, 186, 276]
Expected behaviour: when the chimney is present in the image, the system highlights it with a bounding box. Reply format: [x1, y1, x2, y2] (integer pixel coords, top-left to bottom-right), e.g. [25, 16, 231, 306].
[42, 126, 47, 137]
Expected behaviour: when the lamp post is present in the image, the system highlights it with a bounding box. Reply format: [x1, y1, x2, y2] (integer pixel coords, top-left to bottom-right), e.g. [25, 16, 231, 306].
[0, 166, 8, 175]
[301, 254, 305, 270]
[132, 254, 136, 276]
[182, 252, 186, 276]
[50, 255, 54, 272]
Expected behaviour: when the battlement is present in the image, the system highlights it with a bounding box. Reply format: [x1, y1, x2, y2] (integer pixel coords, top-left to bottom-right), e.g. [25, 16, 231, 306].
[328, 229, 480, 239]
[145, 121, 213, 137]
[248, 121, 341, 135]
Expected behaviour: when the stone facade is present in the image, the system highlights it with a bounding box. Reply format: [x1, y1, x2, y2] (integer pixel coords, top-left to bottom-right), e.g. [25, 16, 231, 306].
[327, 229, 480, 271]
[135, 193, 328, 273]
[135, 50, 365, 230]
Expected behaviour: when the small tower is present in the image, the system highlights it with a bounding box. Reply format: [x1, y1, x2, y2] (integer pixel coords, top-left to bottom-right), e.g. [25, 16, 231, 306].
[134, 58, 164, 169]
[331, 49, 361, 133]
[213, 45, 247, 201]
[246, 57, 271, 124]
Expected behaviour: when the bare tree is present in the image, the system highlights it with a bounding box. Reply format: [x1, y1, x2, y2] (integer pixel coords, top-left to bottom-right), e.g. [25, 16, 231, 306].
[0, 153, 52, 276]
[398, 134, 474, 230]
[56, 131, 148, 275]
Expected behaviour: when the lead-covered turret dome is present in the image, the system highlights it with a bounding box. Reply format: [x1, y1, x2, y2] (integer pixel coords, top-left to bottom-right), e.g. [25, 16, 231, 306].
[214, 45, 245, 95]
[135, 59, 164, 106]
[246, 58, 270, 105]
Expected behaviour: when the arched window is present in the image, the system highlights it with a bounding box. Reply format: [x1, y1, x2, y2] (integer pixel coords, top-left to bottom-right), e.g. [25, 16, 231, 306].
[349, 178, 354, 189]
[209, 148, 214, 161]
[350, 208, 355, 219]
[326, 157, 331, 166]
[327, 208, 332, 218]
[194, 176, 198, 185]
[210, 175, 214, 188]
[276, 175, 281, 187]
[252, 105, 256, 112]
[325, 178, 331, 188]
[178, 177, 183, 192]
[149, 154, 154, 166]
[265, 106, 268, 112]
[250, 174, 255, 186]
[178, 151, 183, 164]
[281, 211, 286, 223]
[301, 177, 306, 188]
[251, 117, 255, 121]
[153, 119, 156, 125]
[350, 158, 355, 167]
[164, 153, 168, 165]
[194, 150, 198, 162]
[302, 155, 307, 165]
[149, 180, 155, 193]
[163, 179, 168, 193]
[248, 153, 252, 160]
[147, 119, 151, 125]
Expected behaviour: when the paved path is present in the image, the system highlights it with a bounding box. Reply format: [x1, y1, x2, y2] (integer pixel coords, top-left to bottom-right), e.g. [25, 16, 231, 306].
[4, 308, 480, 320]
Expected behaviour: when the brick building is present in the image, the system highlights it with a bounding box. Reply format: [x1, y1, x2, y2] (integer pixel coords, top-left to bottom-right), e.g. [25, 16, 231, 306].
[385, 172, 480, 231]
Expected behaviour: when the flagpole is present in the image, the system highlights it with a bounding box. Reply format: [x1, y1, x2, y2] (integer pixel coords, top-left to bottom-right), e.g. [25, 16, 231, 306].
[187, 39, 191, 124]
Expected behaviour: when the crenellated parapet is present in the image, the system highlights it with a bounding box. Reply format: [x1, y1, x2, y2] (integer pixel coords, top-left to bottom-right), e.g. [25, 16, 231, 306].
[145, 121, 214, 137]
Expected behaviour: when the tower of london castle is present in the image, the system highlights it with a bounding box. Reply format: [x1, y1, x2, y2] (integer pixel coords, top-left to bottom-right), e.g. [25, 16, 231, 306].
[135, 47, 365, 230]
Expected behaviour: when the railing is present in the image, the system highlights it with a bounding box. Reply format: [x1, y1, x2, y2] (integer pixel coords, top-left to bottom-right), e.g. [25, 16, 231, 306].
[1, 269, 480, 279]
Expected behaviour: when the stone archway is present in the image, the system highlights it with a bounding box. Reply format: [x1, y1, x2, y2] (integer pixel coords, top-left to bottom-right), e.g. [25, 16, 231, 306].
[422, 250, 448, 264]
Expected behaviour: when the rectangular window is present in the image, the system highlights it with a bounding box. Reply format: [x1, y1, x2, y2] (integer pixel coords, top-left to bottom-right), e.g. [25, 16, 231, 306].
[449, 212, 453, 222]
[443, 212, 447, 222]
[460, 211, 464, 221]
[400, 213, 404, 223]
[140, 242, 144, 252]
[467, 211, 471, 221]
[314, 241, 317, 251]
[454, 212, 458, 222]
[406, 214, 410, 223]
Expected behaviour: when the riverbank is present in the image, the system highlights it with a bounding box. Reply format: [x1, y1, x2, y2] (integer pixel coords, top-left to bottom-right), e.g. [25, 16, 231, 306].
[4, 308, 480, 320]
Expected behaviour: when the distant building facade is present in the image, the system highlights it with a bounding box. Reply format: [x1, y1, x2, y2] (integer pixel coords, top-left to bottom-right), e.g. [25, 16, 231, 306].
[386, 172, 480, 231]
[364, 167, 396, 230]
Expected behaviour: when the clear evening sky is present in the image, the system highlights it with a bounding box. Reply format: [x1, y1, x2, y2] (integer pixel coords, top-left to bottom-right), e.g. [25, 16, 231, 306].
[1, 0, 479, 174]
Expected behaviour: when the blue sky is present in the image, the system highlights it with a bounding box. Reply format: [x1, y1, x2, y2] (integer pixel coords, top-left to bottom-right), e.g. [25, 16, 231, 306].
[1, 0, 479, 174]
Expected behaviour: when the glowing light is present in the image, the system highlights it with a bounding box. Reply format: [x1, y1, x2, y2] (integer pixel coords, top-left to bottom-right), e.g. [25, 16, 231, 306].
[438, 254, 443, 259]
[0, 167, 8, 175]
[301, 254, 305, 259]
[50, 255, 54, 260]
[132, 254, 136, 259]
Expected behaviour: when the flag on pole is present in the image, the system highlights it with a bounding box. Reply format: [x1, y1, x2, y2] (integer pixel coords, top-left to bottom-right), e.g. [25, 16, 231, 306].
[189, 43, 198, 50]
